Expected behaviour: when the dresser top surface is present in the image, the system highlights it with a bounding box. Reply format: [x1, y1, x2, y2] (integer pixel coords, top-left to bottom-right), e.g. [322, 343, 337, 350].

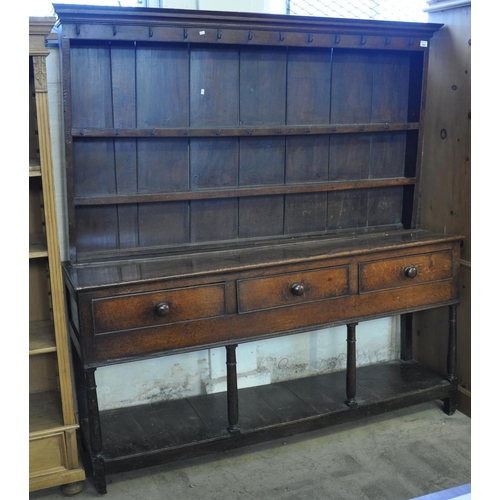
[62, 229, 462, 291]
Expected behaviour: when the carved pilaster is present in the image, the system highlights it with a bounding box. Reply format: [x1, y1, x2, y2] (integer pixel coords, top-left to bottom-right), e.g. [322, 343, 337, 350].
[32, 56, 48, 92]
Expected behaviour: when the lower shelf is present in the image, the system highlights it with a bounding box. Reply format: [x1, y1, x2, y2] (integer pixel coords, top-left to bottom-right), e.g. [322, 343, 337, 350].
[85, 360, 453, 477]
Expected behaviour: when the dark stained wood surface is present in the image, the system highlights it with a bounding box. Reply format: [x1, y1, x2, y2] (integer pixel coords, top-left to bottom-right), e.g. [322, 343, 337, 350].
[63, 230, 461, 290]
[60, 9, 441, 263]
[54, 4, 443, 46]
[97, 360, 450, 468]
[54, 5, 455, 493]
[90, 279, 458, 365]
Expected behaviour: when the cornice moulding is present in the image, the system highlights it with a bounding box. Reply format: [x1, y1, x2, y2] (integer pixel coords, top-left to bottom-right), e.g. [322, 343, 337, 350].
[425, 1, 471, 13]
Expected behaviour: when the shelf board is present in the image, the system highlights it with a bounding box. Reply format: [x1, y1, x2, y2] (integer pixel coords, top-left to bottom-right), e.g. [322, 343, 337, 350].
[74, 177, 416, 207]
[71, 122, 421, 139]
[29, 234, 48, 259]
[29, 159, 41, 177]
[30, 320, 56, 355]
[29, 391, 64, 434]
[93, 360, 452, 474]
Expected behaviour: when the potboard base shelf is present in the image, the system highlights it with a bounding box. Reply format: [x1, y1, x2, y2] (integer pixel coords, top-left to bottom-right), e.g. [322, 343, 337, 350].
[82, 360, 454, 492]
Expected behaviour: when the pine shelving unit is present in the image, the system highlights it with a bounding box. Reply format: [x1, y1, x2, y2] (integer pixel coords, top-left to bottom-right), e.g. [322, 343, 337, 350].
[29, 16, 86, 495]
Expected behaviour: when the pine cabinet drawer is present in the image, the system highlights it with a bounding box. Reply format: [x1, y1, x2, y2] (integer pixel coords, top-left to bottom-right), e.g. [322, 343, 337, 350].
[237, 266, 349, 313]
[29, 433, 67, 474]
[92, 283, 226, 334]
[359, 250, 453, 293]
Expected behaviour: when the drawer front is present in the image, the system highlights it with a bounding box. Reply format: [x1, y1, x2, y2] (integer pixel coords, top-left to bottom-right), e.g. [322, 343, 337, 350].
[359, 250, 453, 293]
[93, 283, 225, 334]
[29, 433, 67, 474]
[237, 266, 349, 313]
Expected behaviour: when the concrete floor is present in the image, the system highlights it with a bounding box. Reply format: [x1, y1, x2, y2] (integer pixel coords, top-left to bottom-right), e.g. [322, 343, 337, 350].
[30, 401, 471, 500]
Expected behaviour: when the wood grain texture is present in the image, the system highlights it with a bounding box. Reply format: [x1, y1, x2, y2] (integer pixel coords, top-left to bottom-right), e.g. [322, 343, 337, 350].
[54, 6, 460, 492]
[93, 283, 226, 334]
[359, 250, 453, 293]
[414, 4, 470, 415]
[29, 19, 85, 491]
[94, 360, 452, 476]
[237, 265, 350, 313]
[63, 40, 428, 259]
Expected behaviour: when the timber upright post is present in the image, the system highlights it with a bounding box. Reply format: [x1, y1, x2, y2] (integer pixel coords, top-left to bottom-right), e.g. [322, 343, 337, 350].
[346, 323, 358, 408]
[226, 344, 240, 434]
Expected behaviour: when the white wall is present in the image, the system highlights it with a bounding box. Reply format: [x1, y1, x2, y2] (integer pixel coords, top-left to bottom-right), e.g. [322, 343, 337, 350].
[47, 0, 401, 411]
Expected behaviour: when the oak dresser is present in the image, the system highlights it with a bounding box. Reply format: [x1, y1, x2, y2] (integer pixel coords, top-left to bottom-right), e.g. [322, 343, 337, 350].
[54, 4, 461, 494]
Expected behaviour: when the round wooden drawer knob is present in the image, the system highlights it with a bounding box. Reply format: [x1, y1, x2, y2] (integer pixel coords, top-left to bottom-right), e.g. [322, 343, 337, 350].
[155, 302, 170, 317]
[404, 266, 418, 278]
[291, 283, 305, 296]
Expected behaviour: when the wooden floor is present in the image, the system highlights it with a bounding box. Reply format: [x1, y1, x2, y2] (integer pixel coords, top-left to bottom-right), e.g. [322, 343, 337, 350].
[96, 360, 450, 474]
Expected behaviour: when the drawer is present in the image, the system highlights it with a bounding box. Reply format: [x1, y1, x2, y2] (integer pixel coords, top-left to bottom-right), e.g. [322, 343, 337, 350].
[93, 283, 226, 334]
[29, 433, 67, 474]
[359, 250, 453, 293]
[237, 266, 349, 313]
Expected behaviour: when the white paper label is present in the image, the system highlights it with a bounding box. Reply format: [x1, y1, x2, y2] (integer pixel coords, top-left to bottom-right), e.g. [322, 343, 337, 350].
[199, 30, 205, 35]
[201, 89, 205, 95]
[420, 40, 428, 47]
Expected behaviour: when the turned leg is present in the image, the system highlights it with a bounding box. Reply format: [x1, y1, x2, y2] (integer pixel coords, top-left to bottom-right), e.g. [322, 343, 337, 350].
[346, 323, 358, 408]
[447, 304, 458, 382]
[443, 304, 458, 415]
[400, 313, 413, 361]
[85, 368, 107, 494]
[226, 344, 240, 434]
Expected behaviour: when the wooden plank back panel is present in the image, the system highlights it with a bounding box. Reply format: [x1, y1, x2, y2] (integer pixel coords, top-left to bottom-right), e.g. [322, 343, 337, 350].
[137, 201, 189, 247]
[331, 51, 373, 123]
[284, 192, 328, 234]
[110, 45, 139, 251]
[239, 195, 284, 239]
[329, 134, 371, 180]
[190, 199, 238, 243]
[286, 136, 329, 184]
[73, 139, 115, 197]
[190, 138, 238, 189]
[239, 137, 285, 186]
[239, 48, 287, 126]
[75, 206, 118, 253]
[67, 42, 419, 260]
[369, 132, 406, 178]
[136, 44, 189, 128]
[371, 52, 410, 123]
[367, 186, 404, 227]
[190, 47, 239, 127]
[111, 43, 136, 129]
[327, 190, 368, 231]
[70, 44, 113, 128]
[137, 138, 189, 193]
[287, 48, 331, 125]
